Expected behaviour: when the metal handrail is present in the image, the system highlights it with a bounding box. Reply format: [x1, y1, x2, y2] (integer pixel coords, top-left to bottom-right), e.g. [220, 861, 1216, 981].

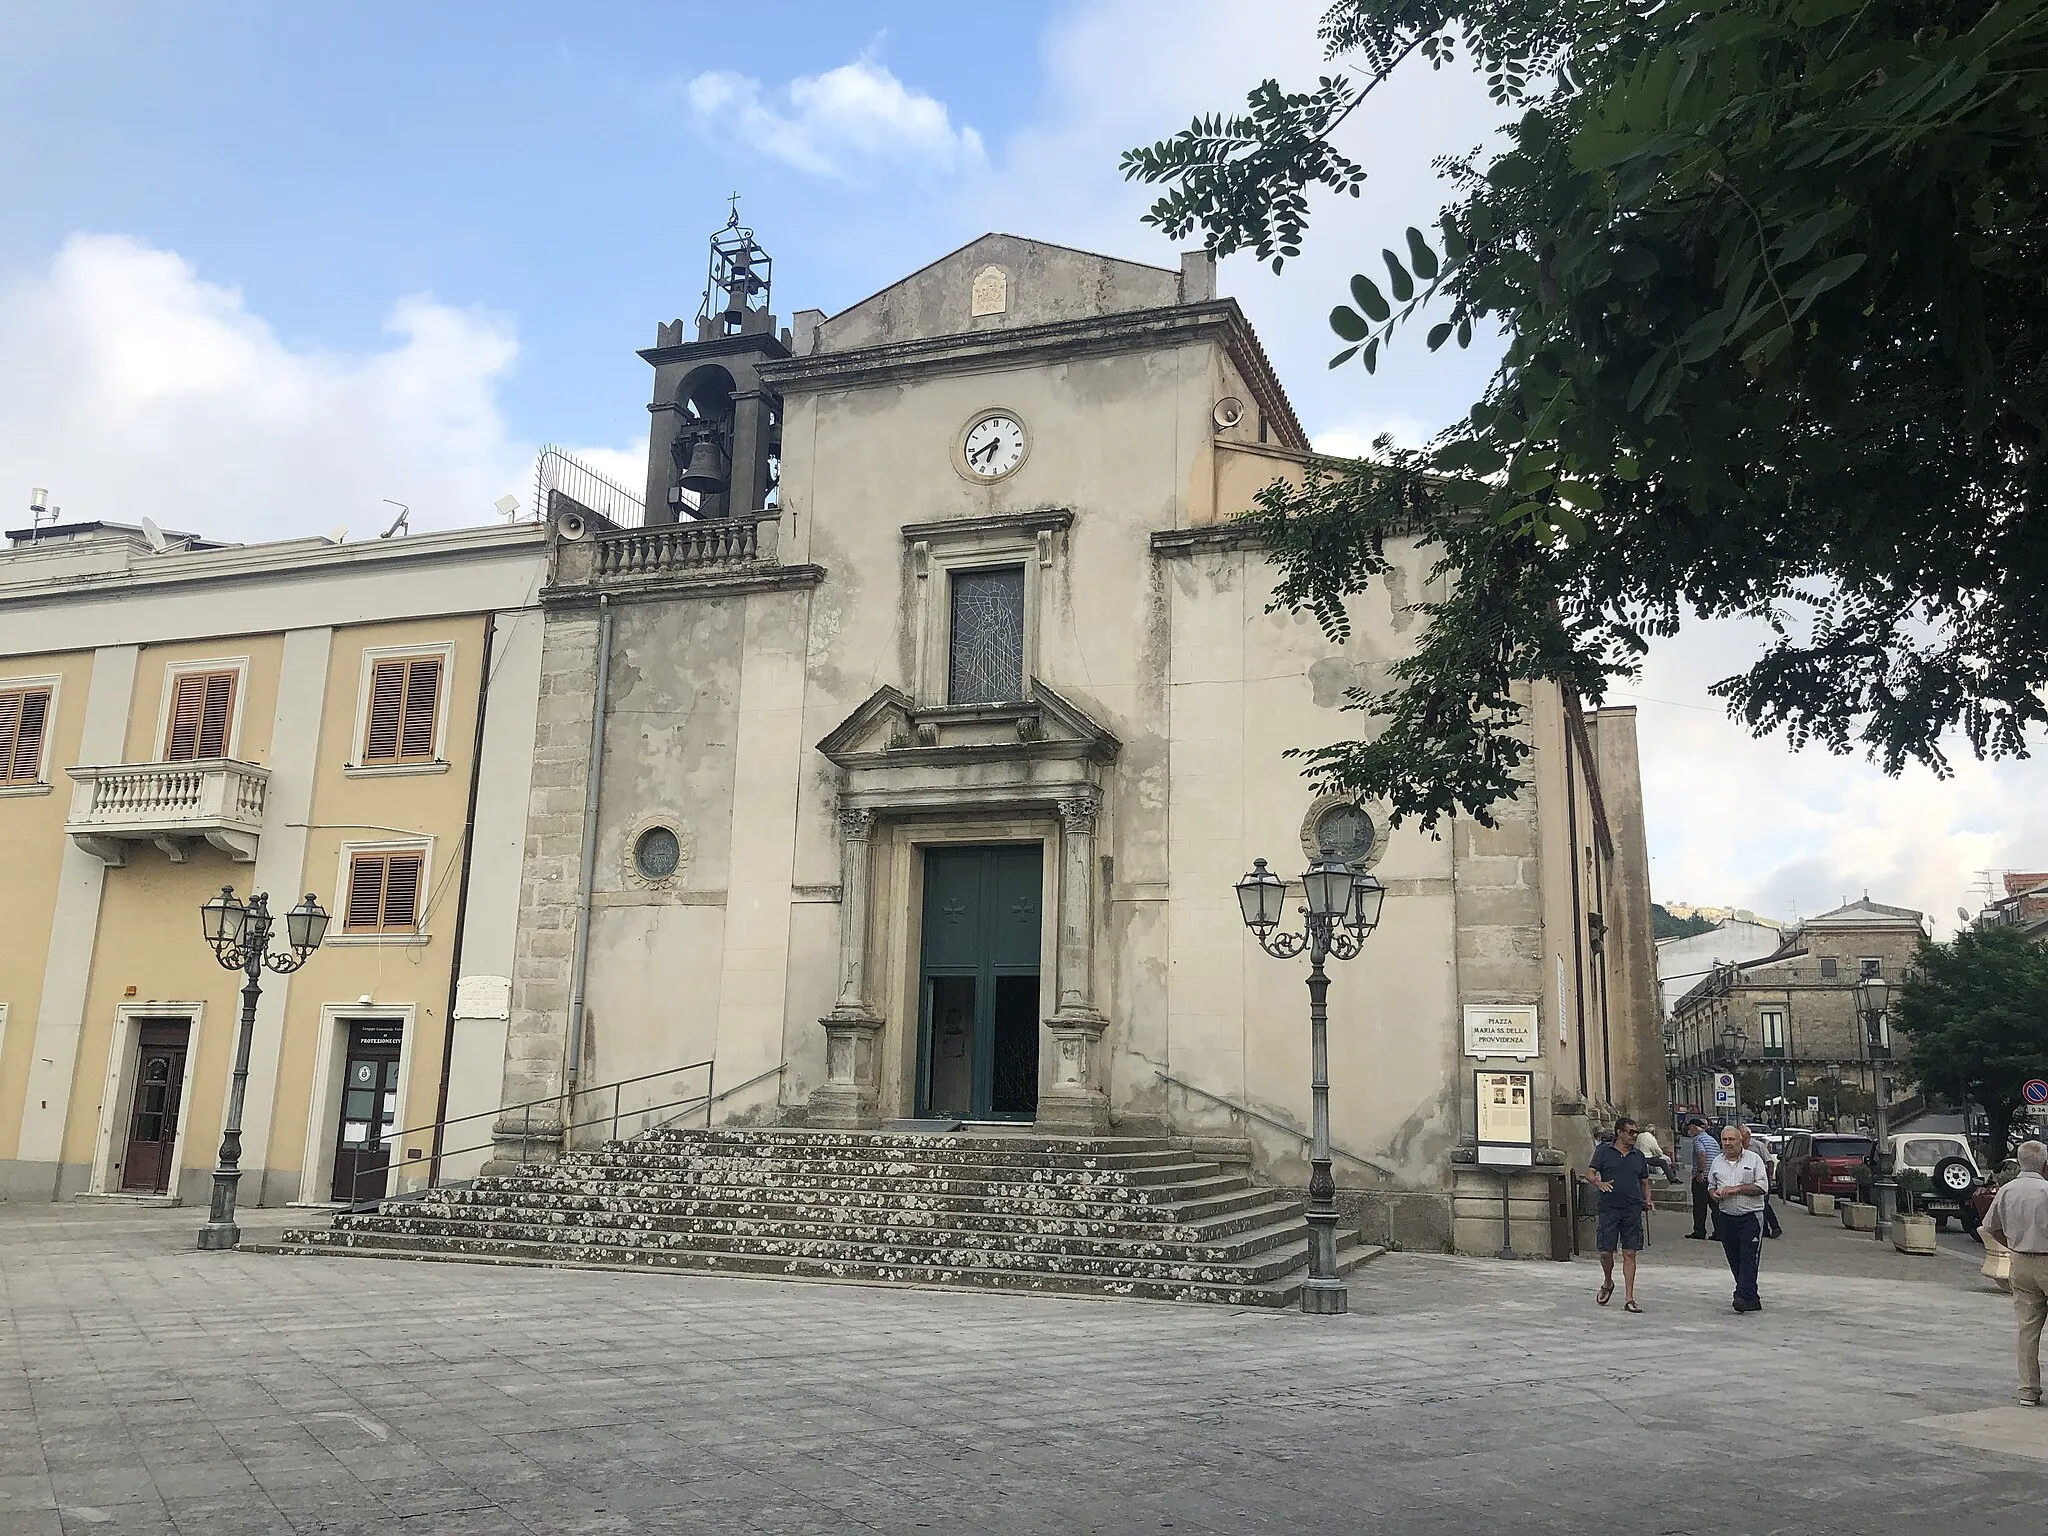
[1156, 1069, 1393, 1178]
[346, 1058, 715, 1209]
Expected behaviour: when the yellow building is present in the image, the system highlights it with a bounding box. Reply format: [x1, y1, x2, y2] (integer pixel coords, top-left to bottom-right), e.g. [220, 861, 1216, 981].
[0, 517, 546, 1207]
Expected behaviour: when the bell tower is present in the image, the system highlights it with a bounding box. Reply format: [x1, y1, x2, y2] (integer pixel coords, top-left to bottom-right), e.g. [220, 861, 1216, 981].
[640, 206, 789, 524]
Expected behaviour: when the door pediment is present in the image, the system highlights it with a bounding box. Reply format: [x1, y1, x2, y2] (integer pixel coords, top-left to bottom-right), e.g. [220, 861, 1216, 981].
[817, 679, 1119, 770]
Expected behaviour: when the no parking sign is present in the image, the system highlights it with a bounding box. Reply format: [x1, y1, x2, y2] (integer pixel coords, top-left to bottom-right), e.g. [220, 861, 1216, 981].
[2023, 1079, 2048, 1107]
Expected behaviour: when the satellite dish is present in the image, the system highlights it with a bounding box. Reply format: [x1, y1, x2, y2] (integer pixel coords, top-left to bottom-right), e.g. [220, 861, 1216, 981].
[328, 525, 348, 544]
[139, 516, 168, 553]
[494, 494, 520, 521]
[379, 500, 409, 539]
[1958, 906, 1973, 925]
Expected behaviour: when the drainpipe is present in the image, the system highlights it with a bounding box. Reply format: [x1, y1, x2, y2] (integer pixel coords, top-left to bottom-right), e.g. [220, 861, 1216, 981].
[428, 612, 495, 1187]
[565, 595, 612, 1093]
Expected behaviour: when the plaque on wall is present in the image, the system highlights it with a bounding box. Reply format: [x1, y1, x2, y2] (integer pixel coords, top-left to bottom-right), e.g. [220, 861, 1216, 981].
[1475, 1069, 1536, 1168]
[1463, 1004, 1539, 1060]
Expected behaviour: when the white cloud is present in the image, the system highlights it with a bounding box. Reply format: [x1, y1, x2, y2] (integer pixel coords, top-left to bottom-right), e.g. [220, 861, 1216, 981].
[685, 57, 984, 179]
[0, 234, 632, 545]
[1623, 616, 2046, 937]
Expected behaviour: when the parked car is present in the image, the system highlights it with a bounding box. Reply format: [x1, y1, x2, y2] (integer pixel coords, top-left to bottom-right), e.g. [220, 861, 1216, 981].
[1889, 1132, 1982, 1231]
[1781, 1132, 1874, 1203]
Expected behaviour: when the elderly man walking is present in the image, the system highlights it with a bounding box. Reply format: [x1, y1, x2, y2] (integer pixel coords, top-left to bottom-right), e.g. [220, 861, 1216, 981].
[1708, 1124, 1771, 1313]
[1983, 1141, 2048, 1406]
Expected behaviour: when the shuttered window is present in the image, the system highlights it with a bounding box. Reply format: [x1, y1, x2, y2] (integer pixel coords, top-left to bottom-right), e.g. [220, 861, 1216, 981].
[0, 686, 52, 785]
[163, 670, 237, 761]
[361, 657, 443, 764]
[342, 849, 427, 933]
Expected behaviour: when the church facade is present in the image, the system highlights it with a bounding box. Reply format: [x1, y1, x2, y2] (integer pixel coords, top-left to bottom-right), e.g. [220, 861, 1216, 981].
[491, 227, 1663, 1252]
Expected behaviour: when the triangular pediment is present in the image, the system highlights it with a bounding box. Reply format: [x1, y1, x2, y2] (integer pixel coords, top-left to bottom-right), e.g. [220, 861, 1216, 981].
[815, 234, 1183, 354]
[817, 679, 1120, 768]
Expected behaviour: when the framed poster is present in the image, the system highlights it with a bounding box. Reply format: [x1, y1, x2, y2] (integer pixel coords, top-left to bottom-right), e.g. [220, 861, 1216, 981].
[1475, 1069, 1536, 1168]
[1463, 1004, 1540, 1060]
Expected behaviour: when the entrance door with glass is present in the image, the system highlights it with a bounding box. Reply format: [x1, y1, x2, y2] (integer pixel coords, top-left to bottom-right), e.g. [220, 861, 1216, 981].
[120, 1019, 189, 1194]
[918, 845, 1042, 1121]
[331, 1019, 403, 1201]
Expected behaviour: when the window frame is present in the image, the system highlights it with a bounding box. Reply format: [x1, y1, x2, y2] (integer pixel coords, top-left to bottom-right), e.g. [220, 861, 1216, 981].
[1757, 1008, 1787, 1056]
[0, 674, 60, 790]
[943, 562, 1029, 707]
[1859, 956, 1882, 979]
[154, 656, 250, 763]
[331, 839, 435, 943]
[909, 523, 1052, 708]
[349, 642, 456, 771]
[1818, 956, 1838, 980]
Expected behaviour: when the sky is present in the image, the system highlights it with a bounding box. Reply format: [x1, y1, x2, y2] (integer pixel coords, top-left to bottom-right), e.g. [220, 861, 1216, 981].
[0, 0, 2038, 934]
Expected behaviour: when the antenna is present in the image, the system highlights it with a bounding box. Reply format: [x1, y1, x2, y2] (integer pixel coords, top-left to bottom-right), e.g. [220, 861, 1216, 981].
[494, 494, 520, 522]
[27, 487, 59, 542]
[139, 516, 168, 553]
[379, 500, 409, 539]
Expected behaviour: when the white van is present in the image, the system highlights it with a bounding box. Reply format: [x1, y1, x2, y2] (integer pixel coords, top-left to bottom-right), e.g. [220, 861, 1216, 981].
[1888, 1132, 1982, 1229]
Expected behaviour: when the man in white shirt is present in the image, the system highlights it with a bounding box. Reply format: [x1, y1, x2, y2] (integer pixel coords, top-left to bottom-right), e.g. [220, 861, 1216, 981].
[1984, 1140, 2048, 1406]
[1709, 1125, 1771, 1313]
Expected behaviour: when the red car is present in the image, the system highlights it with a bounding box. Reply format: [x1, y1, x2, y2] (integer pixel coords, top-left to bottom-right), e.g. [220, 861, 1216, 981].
[1781, 1132, 1874, 1203]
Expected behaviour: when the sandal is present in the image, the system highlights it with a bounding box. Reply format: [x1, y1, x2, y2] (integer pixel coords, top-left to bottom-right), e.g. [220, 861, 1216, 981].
[1624, 1300, 1644, 1314]
[1597, 1281, 1614, 1306]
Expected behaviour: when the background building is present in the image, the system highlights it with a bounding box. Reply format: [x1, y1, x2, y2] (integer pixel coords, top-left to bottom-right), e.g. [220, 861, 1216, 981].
[1670, 897, 1927, 1125]
[0, 519, 545, 1204]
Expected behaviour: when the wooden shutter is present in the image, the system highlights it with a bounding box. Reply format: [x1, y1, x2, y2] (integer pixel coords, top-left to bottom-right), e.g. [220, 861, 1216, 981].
[363, 662, 405, 762]
[164, 670, 236, 761]
[0, 686, 50, 784]
[398, 659, 440, 760]
[345, 854, 389, 930]
[382, 852, 423, 928]
[343, 849, 427, 932]
[361, 657, 441, 764]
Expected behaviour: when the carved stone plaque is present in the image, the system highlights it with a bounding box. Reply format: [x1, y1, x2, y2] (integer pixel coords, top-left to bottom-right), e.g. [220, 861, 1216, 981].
[971, 265, 1008, 316]
[454, 974, 511, 1021]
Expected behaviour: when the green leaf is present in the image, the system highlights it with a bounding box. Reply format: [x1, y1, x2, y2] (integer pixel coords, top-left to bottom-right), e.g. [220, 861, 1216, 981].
[1330, 305, 1370, 342]
[1362, 337, 1380, 373]
[1383, 250, 1415, 302]
[1549, 504, 1588, 543]
[1440, 216, 1469, 262]
[1612, 246, 1658, 282]
[1625, 353, 1663, 411]
[1328, 345, 1360, 368]
[1427, 321, 1455, 351]
[1782, 253, 1868, 319]
[1407, 227, 1440, 280]
[1350, 273, 1391, 322]
[1440, 479, 1492, 507]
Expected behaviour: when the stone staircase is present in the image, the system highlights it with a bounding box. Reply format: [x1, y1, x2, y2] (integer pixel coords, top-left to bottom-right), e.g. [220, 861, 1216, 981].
[267, 1127, 1381, 1306]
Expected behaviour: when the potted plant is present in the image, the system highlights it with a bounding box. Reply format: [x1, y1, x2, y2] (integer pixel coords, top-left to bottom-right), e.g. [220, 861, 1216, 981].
[1841, 1159, 1876, 1228]
[1892, 1170, 1937, 1254]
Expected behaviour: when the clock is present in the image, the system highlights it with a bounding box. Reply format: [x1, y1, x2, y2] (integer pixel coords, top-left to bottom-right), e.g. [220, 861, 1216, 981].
[961, 412, 1026, 480]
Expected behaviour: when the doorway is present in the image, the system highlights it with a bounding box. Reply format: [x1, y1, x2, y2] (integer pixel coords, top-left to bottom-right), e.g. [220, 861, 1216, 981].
[120, 1020, 190, 1195]
[330, 1018, 404, 1202]
[917, 845, 1041, 1121]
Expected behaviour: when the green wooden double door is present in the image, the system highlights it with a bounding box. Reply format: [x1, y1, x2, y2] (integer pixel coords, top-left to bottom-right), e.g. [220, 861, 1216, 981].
[918, 845, 1042, 1121]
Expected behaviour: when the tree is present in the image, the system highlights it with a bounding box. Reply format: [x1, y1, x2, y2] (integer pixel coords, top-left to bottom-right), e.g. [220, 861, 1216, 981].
[1123, 1, 2048, 829]
[1652, 903, 1716, 940]
[1900, 924, 2048, 1161]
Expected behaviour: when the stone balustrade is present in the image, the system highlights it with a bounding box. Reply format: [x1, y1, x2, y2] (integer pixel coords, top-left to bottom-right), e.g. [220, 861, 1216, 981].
[64, 758, 270, 865]
[591, 514, 778, 580]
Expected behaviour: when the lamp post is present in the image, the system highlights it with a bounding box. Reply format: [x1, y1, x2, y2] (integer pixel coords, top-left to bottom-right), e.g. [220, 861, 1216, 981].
[1234, 854, 1384, 1314]
[1855, 973, 1895, 1240]
[197, 887, 328, 1250]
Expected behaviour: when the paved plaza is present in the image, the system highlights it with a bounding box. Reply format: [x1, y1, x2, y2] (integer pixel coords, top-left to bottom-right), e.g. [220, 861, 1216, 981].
[2, 1198, 2044, 1535]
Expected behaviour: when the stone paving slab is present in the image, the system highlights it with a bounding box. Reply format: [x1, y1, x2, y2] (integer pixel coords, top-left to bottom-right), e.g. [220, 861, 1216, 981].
[1, 1201, 2042, 1534]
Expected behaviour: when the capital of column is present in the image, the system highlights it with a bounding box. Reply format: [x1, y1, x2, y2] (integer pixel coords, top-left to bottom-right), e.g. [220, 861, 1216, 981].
[838, 806, 877, 842]
[1056, 794, 1099, 835]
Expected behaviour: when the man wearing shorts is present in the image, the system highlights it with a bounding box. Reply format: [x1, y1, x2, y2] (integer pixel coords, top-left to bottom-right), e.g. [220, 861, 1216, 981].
[1589, 1117, 1653, 1313]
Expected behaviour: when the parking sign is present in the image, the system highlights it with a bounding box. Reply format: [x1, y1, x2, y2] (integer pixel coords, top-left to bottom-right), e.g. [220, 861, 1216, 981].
[1713, 1072, 1736, 1108]
[2024, 1079, 2048, 1106]
[1807, 1095, 1820, 1111]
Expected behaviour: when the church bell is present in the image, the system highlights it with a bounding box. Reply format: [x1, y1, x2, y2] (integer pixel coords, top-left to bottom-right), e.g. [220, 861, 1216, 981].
[677, 435, 730, 496]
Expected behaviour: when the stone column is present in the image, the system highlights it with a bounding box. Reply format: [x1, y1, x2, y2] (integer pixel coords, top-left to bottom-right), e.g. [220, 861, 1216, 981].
[1039, 793, 1110, 1134]
[807, 808, 885, 1129]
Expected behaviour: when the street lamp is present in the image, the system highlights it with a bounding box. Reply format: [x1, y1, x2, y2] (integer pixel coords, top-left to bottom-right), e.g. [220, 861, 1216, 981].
[197, 887, 328, 1251]
[1855, 972, 1895, 1240]
[1234, 854, 1383, 1314]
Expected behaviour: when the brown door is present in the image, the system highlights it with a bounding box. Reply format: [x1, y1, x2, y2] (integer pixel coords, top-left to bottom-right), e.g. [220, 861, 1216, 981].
[120, 1020, 189, 1194]
[331, 1019, 404, 1202]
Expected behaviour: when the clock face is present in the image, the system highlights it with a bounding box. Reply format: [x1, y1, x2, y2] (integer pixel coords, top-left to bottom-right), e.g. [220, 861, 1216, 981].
[962, 414, 1026, 479]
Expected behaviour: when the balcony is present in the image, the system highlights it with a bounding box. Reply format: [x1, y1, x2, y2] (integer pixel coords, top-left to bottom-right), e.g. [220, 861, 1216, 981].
[65, 759, 270, 865]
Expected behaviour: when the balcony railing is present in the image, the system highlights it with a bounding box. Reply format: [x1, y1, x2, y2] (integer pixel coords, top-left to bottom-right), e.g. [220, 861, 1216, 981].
[591, 514, 778, 581]
[66, 759, 270, 865]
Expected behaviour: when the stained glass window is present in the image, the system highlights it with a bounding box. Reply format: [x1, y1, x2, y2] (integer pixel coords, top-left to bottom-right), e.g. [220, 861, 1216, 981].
[948, 566, 1025, 705]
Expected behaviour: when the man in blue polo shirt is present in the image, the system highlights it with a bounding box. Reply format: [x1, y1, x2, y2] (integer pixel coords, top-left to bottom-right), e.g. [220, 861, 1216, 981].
[1685, 1117, 1722, 1240]
[1589, 1117, 1653, 1313]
